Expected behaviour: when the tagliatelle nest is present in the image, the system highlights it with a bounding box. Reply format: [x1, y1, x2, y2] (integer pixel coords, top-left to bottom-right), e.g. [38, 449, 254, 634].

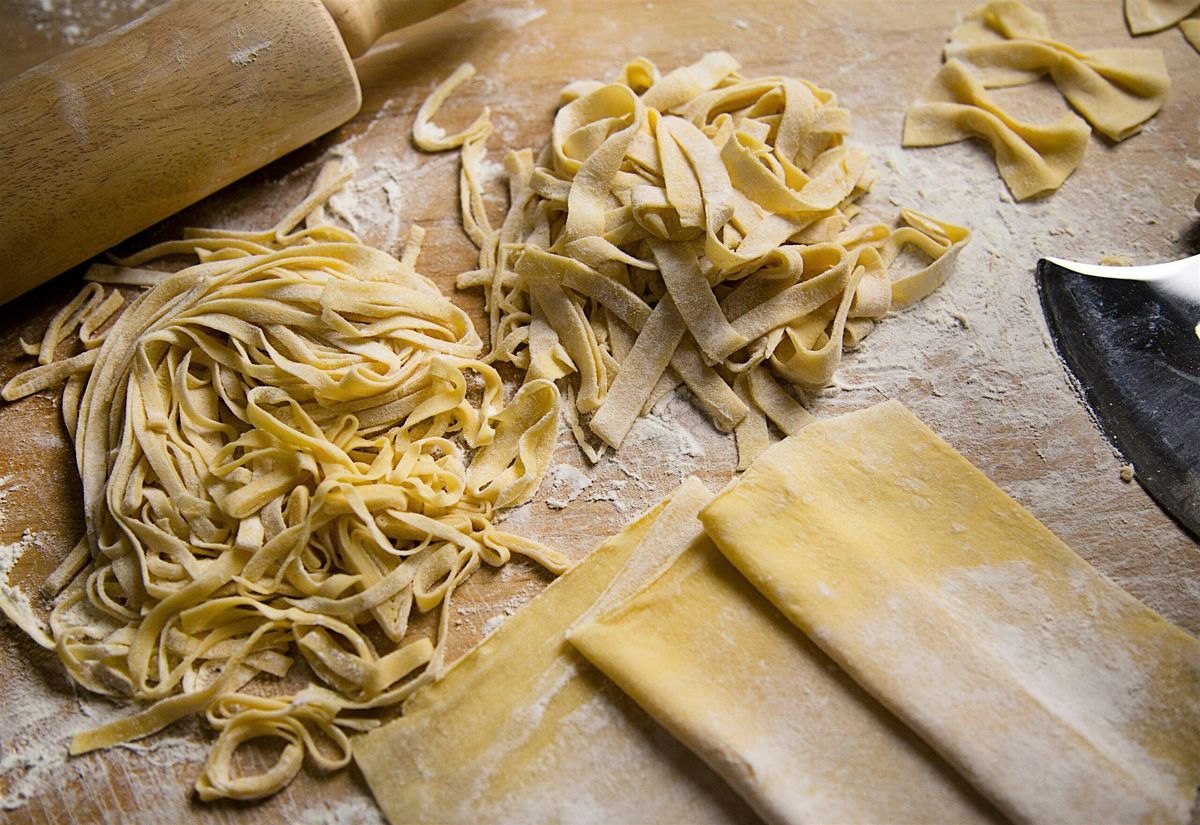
[0, 161, 564, 800]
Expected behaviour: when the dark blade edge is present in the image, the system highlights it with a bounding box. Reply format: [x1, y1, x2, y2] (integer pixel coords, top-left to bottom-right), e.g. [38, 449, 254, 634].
[1036, 259, 1200, 541]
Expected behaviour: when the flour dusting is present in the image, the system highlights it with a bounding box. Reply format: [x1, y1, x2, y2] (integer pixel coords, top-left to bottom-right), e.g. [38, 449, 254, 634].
[25, 0, 151, 46]
[228, 39, 272, 67]
[0, 475, 20, 530]
[544, 463, 593, 510]
[466, 1, 548, 28]
[0, 530, 48, 643]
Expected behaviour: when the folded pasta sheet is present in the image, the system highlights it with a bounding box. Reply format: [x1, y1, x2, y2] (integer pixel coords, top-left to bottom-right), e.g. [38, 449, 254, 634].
[570, 513, 1000, 824]
[1183, 19, 1200, 51]
[353, 478, 755, 825]
[1125, 0, 1200, 34]
[947, 0, 1170, 141]
[902, 59, 1090, 201]
[700, 400, 1200, 825]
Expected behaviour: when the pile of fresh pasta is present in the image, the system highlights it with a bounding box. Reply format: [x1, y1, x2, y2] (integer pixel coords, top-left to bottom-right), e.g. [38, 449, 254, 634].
[418, 52, 970, 468]
[0, 50, 976, 803]
[1, 161, 565, 800]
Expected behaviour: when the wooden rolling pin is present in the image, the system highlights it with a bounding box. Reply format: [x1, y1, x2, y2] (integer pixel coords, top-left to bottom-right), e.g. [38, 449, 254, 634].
[0, 0, 464, 307]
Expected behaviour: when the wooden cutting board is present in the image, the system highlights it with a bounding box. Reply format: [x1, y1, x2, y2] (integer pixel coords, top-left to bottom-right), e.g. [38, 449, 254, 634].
[1, 1, 1197, 823]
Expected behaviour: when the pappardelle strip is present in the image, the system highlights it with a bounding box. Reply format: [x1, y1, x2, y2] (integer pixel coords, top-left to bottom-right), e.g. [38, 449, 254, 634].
[418, 53, 972, 467]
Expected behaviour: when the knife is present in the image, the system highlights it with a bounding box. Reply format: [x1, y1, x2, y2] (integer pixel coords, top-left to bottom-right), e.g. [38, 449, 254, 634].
[1037, 253, 1200, 538]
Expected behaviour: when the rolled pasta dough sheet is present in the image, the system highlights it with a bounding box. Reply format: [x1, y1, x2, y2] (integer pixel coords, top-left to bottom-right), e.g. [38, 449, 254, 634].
[701, 400, 1200, 825]
[353, 479, 756, 825]
[570, 520, 1001, 825]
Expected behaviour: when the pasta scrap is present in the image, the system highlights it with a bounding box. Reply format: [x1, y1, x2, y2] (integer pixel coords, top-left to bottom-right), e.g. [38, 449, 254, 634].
[948, 0, 1170, 141]
[424, 53, 972, 468]
[903, 59, 1091, 201]
[412, 62, 493, 152]
[905, 0, 1170, 199]
[1125, 0, 1200, 34]
[1182, 19, 1200, 51]
[0, 161, 565, 801]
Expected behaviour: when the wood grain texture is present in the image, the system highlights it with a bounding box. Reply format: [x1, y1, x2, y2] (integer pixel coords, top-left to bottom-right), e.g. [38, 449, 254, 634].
[0, 0, 360, 306]
[322, 0, 468, 57]
[0, 1, 1197, 823]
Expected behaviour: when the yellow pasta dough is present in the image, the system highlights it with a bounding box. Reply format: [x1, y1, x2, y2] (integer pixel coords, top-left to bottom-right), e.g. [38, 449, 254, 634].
[0, 161, 565, 801]
[412, 62, 493, 152]
[354, 478, 756, 825]
[906, 0, 1171, 199]
[1182, 19, 1200, 51]
[569, 503, 1002, 825]
[949, 0, 1170, 141]
[904, 59, 1091, 200]
[421, 55, 971, 468]
[700, 401, 1200, 825]
[1126, 0, 1200, 34]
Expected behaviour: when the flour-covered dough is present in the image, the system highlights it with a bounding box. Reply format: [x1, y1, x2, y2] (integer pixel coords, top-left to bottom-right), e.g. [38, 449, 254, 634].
[353, 479, 756, 825]
[570, 518, 1002, 825]
[701, 401, 1200, 825]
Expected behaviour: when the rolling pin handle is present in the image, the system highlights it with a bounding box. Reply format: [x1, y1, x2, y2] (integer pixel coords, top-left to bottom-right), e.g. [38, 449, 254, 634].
[322, 0, 467, 58]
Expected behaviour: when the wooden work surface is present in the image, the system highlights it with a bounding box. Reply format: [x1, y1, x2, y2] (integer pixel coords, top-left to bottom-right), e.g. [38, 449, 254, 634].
[1, 1, 1198, 823]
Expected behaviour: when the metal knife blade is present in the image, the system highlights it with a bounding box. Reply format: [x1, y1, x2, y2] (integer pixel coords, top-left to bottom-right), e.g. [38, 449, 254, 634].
[1036, 258, 1200, 539]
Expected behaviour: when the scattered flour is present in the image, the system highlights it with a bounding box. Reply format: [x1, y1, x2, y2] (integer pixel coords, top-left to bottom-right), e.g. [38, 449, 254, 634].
[294, 798, 387, 825]
[421, 122, 448, 142]
[0, 530, 47, 644]
[0, 475, 20, 529]
[587, 480, 629, 513]
[1, 691, 209, 814]
[465, 1, 548, 29]
[479, 158, 508, 184]
[481, 613, 507, 636]
[24, 0, 152, 46]
[310, 148, 457, 256]
[495, 501, 532, 529]
[464, 592, 530, 639]
[544, 464, 593, 510]
[631, 397, 707, 460]
[228, 39, 272, 67]
[327, 187, 362, 234]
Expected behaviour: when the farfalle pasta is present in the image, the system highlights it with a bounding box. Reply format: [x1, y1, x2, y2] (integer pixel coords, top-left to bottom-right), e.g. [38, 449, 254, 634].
[948, 0, 1170, 141]
[903, 59, 1091, 200]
